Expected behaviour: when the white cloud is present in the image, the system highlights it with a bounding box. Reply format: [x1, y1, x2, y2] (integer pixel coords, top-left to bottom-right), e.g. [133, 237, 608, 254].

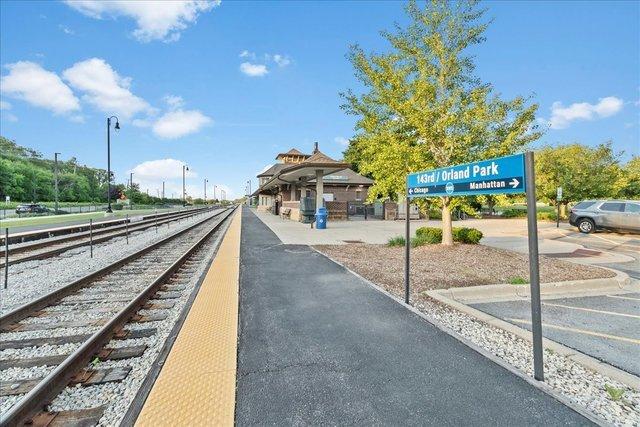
[163, 94, 185, 110]
[0, 100, 17, 121]
[273, 54, 291, 68]
[334, 136, 349, 146]
[132, 158, 197, 179]
[152, 109, 212, 139]
[59, 24, 75, 35]
[64, 0, 218, 42]
[546, 96, 624, 129]
[63, 58, 151, 120]
[1, 61, 80, 114]
[239, 50, 255, 59]
[240, 62, 268, 77]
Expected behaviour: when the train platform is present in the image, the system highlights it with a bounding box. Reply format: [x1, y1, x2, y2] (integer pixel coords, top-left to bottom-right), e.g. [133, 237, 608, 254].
[134, 209, 241, 426]
[134, 207, 589, 425]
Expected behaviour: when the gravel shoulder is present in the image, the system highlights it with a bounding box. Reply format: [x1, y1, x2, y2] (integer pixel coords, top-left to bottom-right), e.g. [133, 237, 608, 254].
[314, 243, 614, 292]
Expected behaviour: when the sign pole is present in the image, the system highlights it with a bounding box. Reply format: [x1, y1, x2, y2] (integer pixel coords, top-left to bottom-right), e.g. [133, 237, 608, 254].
[525, 151, 544, 381]
[404, 190, 410, 304]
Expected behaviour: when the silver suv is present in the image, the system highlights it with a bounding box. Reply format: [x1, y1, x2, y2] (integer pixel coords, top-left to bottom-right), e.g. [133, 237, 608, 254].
[569, 200, 640, 233]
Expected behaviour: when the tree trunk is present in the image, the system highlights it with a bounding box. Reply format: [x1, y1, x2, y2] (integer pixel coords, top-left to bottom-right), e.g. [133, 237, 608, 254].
[441, 197, 453, 246]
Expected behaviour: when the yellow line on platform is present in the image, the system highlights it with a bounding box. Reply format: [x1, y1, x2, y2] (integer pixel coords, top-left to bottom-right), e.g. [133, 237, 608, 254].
[135, 209, 241, 426]
[506, 318, 640, 345]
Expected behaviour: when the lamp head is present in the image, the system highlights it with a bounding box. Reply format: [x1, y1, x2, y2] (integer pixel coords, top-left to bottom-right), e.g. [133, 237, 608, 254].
[114, 121, 120, 130]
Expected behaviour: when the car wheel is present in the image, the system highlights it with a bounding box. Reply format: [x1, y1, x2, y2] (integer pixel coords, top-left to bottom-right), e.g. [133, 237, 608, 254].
[577, 218, 595, 234]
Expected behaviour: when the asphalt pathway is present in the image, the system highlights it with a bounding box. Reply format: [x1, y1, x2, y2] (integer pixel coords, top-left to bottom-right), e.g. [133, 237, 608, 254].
[235, 207, 589, 425]
[472, 293, 640, 377]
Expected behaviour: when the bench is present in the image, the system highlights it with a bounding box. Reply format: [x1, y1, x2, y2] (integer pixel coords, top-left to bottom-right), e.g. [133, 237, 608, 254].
[280, 207, 291, 219]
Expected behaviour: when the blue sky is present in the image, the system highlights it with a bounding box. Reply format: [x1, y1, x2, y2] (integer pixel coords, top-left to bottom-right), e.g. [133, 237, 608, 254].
[1, 1, 638, 199]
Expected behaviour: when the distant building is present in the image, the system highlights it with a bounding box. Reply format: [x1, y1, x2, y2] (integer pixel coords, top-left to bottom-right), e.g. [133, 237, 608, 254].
[252, 144, 374, 221]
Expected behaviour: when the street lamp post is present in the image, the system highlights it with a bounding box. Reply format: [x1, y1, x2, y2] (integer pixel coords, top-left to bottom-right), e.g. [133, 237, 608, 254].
[214, 185, 217, 201]
[54, 152, 61, 214]
[162, 181, 165, 201]
[106, 116, 120, 213]
[182, 164, 189, 206]
[247, 179, 251, 205]
[129, 172, 133, 190]
[204, 178, 208, 204]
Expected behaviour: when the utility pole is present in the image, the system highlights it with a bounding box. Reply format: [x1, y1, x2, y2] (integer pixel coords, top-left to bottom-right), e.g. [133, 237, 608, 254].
[204, 178, 208, 204]
[130, 172, 133, 190]
[162, 181, 165, 201]
[54, 152, 61, 214]
[106, 116, 120, 213]
[214, 184, 217, 201]
[182, 164, 189, 206]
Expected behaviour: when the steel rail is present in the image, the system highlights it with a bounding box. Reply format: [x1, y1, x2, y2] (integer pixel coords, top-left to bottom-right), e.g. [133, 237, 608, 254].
[0, 208, 229, 326]
[0, 206, 237, 426]
[0, 207, 211, 247]
[0, 207, 209, 262]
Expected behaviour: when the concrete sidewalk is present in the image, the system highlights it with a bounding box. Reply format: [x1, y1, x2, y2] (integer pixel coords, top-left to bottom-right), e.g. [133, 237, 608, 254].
[251, 208, 633, 264]
[235, 207, 590, 425]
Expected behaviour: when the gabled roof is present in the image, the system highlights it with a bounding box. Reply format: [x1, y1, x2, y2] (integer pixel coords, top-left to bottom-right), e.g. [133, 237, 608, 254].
[301, 151, 338, 164]
[257, 163, 288, 177]
[309, 168, 374, 185]
[275, 148, 310, 160]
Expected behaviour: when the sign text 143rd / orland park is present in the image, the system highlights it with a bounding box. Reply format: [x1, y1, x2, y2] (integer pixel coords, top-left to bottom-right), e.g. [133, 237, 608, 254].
[406, 153, 526, 198]
[403, 152, 545, 382]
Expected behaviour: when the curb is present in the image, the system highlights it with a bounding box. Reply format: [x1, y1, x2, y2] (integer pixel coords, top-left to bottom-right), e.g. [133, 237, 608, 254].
[426, 289, 640, 391]
[310, 247, 611, 427]
[432, 267, 632, 304]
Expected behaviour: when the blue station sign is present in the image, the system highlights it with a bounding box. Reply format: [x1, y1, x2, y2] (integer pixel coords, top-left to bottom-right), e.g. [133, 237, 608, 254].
[407, 153, 526, 198]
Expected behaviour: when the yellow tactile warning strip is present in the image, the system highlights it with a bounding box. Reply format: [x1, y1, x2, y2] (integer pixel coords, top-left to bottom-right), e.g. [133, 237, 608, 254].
[135, 209, 241, 426]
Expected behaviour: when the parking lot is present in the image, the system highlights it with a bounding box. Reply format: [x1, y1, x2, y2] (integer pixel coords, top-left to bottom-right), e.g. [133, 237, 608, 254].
[472, 293, 640, 377]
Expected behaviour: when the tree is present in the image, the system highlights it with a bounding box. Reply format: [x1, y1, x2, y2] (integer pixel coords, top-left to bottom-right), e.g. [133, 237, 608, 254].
[342, 0, 541, 244]
[535, 143, 623, 205]
[618, 156, 640, 199]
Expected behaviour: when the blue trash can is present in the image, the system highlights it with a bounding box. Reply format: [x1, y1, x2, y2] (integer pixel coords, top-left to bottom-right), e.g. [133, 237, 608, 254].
[316, 207, 327, 229]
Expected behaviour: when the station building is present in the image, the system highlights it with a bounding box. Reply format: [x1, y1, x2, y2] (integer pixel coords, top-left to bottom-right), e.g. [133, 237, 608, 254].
[252, 144, 374, 221]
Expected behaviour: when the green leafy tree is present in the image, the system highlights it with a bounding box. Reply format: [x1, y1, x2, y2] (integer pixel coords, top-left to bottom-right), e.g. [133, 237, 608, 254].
[342, 0, 541, 244]
[617, 156, 640, 199]
[535, 143, 623, 205]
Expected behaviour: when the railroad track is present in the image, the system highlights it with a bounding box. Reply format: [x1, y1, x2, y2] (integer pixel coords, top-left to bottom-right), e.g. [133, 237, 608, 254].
[0, 207, 211, 268]
[0, 206, 236, 426]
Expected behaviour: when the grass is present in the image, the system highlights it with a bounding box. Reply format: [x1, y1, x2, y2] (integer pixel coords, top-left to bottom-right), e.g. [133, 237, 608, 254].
[604, 384, 625, 401]
[0, 207, 175, 229]
[387, 236, 406, 247]
[508, 276, 528, 285]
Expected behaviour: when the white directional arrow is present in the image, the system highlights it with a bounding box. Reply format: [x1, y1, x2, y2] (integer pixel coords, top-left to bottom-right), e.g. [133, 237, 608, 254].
[509, 178, 520, 189]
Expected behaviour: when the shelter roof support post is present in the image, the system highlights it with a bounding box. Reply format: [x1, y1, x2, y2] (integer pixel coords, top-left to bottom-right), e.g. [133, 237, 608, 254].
[316, 169, 324, 212]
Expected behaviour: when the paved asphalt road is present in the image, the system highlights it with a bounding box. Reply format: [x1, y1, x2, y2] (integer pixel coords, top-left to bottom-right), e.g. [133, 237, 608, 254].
[550, 227, 640, 280]
[235, 208, 589, 425]
[472, 293, 640, 377]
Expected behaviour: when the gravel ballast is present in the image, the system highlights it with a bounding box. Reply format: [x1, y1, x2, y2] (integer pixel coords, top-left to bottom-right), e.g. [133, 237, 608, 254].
[1, 210, 221, 314]
[314, 244, 639, 426]
[0, 210, 233, 426]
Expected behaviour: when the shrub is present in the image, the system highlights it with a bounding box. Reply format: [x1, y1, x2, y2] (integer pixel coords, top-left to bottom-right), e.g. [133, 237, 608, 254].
[508, 276, 528, 285]
[452, 227, 483, 244]
[387, 236, 406, 247]
[411, 234, 431, 247]
[537, 211, 557, 221]
[427, 209, 442, 220]
[415, 227, 443, 244]
[500, 208, 527, 218]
